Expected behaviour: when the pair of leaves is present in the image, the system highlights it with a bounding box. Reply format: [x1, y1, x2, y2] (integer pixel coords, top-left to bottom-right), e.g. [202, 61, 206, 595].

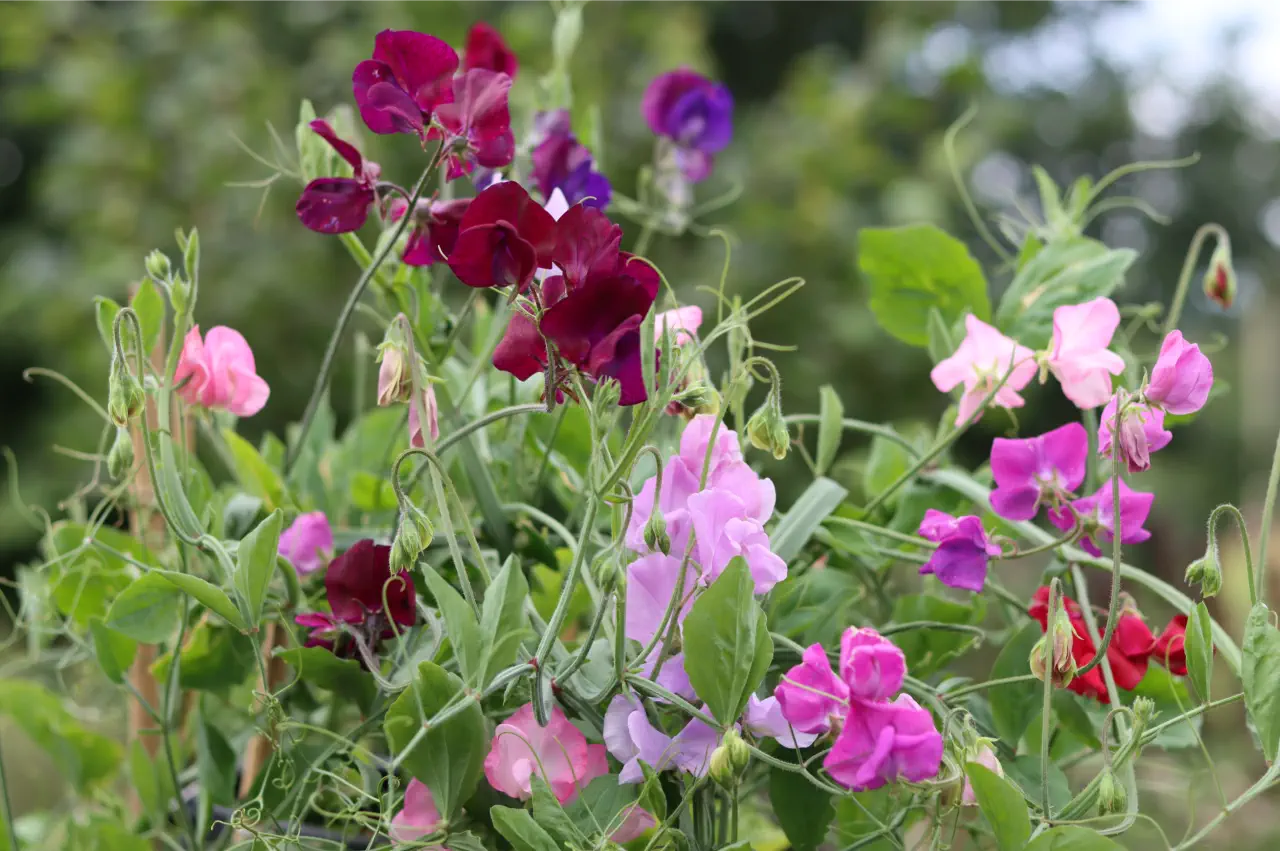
[424, 555, 530, 690]
[93, 278, 164, 355]
[105, 569, 247, 639]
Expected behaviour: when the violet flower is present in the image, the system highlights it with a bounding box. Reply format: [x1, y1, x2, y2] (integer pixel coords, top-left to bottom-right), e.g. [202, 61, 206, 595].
[463, 21, 518, 77]
[531, 109, 611, 210]
[432, 68, 515, 180]
[988, 422, 1088, 521]
[774, 644, 849, 735]
[839, 628, 906, 703]
[1049, 477, 1154, 557]
[642, 69, 734, 182]
[916, 510, 1001, 593]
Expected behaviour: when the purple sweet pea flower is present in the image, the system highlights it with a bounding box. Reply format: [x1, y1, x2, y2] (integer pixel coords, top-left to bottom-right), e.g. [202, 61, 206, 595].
[823, 694, 943, 792]
[988, 422, 1088, 521]
[1099, 393, 1172, 473]
[916, 510, 1001, 593]
[1049, 477, 1155, 557]
[353, 30, 458, 138]
[532, 110, 611, 210]
[603, 697, 721, 781]
[625, 553, 696, 644]
[671, 719, 721, 776]
[296, 120, 382, 234]
[1145, 330, 1213, 415]
[743, 695, 819, 749]
[838, 628, 906, 702]
[687, 489, 786, 592]
[774, 643, 849, 735]
[638, 651, 698, 702]
[642, 69, 734, 182]
[278, 511, 333, 575]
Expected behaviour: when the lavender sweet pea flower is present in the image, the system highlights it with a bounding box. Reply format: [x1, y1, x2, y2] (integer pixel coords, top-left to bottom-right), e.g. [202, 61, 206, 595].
[671, 719, 721, 775]
[1049, 477, 1154, 557]
[916, 510, 1001, 593]
[639, 651, 698, 702]
[642, 69, 734, 182]
[278, 512, 334, 575]
[743, 695, 818, 749]
[604, 695, 677, 783]
[823, 694, 943, 792]
[625, 553, 696, 644]
[687, 489, 787, 592]
[775, 644, 849, 734]
[1099, 393, 1172, 473]
[532, 109, 611, 210]
[1145, 330, 1213, 415]
[988, 423, 1088, 521]
[838, 628, 906, 702]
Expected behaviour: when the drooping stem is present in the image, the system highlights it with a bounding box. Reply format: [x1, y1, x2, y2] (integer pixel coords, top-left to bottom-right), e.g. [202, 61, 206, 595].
[1207, 503, 1255, 607]
[1164, 222, 1228, 335]
[1255, 423, 1280, 604]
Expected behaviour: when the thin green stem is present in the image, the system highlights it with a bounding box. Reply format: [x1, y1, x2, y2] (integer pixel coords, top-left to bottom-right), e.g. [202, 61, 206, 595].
[1255, 424, 1280, 604]
[1208, 504, 1255, 607]
[824, 516, 937, 549]
[943, 674, 1040, 700]
[1075, 472, 1124, 679]
[0, 729, 19, 851]
[435, 403, 546, 456]
[533, 497, 598, 723]
[1040, 579, 1061, 818]
[1164, 223, 1228, 335]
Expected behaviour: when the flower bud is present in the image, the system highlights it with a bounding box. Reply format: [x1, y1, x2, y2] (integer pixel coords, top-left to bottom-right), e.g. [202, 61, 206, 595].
[674, 383, 720, 416]
[746, 393, 789, 461]
[1096, 767, 1127, 815]
[107, 355, 145, 427]
[708, 744, 734, 789]
[144, 250, 172, 283]
[643, 510, 671, 555]
[592, 554, 621, 589]
[722, 728, 750, 774]
[107, 426, 134, 480]
[1184, 546, 1222, 598]
[376, 322, 413, 407]
[390, 503, 434, 574]
[1131, 696, 1156, 730]
[1203, 240, 1236, 310]
[169, 276, 191, 317]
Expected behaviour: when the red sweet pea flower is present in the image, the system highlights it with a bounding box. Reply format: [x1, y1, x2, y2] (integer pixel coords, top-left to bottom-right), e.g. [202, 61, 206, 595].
[353, 30, 458, 137]
[464, 22, 518, 78]
[433, 68, 515, 180]
[1152, 615, 1189, 676]
[296, 120, 382, 234]
[447, 182, 556, 289]
[391, 197, 472, 266]
[1029, 586, 1155, 703]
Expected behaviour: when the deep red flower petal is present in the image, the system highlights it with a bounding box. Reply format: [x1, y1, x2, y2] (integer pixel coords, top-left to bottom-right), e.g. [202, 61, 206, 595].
[619, 253, 661, 301]
[587, 316, 649, 406]
[324, 539, 417, 628]
[365, 81, 428, 134]
[296, 178, 375, 234]
[1153, 615, 1189, 676]
[464, 22, 519, 78]
[353, 60, 420, 135]
[492, 307, 548, 381]
[552, 204, 623, 289]
[309, 119, 365, 173]
[459, 182, 557, 265]
[540, 274, 657, 366]
[447, 223, 537, 289]
[371, 29, 459, 113]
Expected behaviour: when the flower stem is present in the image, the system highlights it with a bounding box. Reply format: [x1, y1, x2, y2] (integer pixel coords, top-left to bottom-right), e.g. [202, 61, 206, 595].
[533, 497, 599, 724]
[1074, 471, 1124, 679]
[1164, 222, 1228, 335]
[1208, 503, 1256, 607]
[0, 730, 19, 851]
[1040, 579, 1061, 818]
[1255, 424, 1280, 604]
[824, 516, 937, 549]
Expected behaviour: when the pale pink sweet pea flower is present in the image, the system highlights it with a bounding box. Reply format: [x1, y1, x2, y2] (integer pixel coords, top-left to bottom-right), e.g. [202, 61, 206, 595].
[774, 644, 849, 735]
[389, 779, 447, 845]
[961, 742, 1004, 806]
[625, 553, 696, 644]
[839, 628, 906, 702]
[823, 694, 943, 792]
[409, 384, 440, 447]
[988, 423, 1088, 521]
[1099, 393, 1172, 473]
[687, 489, 786, 592]
[1145, 330, 1213, 415]
[1045, 297, 1126, 409]
[743, 695, 819, 749]
[483, 704, 608, 804]
[278, 512, 333, 575]
[174, 325, 270, 417]
[930, 315, 1036, 425]
[655, 306, 703, 345]
[610, 805, 658, 843]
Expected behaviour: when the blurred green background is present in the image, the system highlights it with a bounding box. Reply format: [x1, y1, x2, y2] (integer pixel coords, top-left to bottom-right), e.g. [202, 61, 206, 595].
[2, 0, 1279, 842]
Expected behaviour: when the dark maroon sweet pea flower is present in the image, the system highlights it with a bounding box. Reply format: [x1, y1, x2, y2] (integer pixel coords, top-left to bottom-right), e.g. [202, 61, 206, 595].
[447, 181, 556, 288]
[551, 204, 623, 288]
[391, 197, 472, 266]
[642, 68, 733, 182]
[464, 21, 518, 77]
[531, 110, 611, 210]
[325, 538, 416, 632]
[296, 120, 382, 234]
[433, 68, 515, 180]
[353, 30, 459, 137]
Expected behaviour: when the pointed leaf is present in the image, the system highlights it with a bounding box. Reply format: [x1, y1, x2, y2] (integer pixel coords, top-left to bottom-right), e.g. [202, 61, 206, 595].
[234, 509, 283, 627]
[1023, 826, 1124, 851]
[491, 806, 560, 851]
[769, 766, 834, 851]
[130, 278, 165, 353]
[1243, 602, 1280, 761]
[990, 622, 1044, 746]
[89, 618, 137, 684]
[105, 573, 182, 642]
[966, 762, 1030, 851]
[531, 776, 586, 847]
[772, 477, 848, 562]
[480, 555, 530, 687]
[815, 386, 844, 475]
[277, 646, 376, 712]
[1186, 602, 1213, 702]
[222, 428, 287, 511]
[154, 570, 248, 632]
[423, 564, 482, 685]
[95, 297, 122, 352]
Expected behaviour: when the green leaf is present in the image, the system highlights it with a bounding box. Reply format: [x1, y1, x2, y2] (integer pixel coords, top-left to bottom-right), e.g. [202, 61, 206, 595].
[769, 766, 834, 851]
[925, 305, 956, 365]
[234, 509, 283, 628]
[154, 569, 248, 632]
[831, 789, 895, 851]
[1052, 692, 1101, 749]
[89, 618, 136, 684]
[1243, 602, 1280, 761]
[423, 564, 482, 685]
[385, 662, 487, 819]
[130, 277, 165, 353]
[857, 224, 990, 348]
[491, 806, 561, 851]
[1186, 602, 1213, 702]
[105, 573, 181, 642]
[567, 776, 646, 840]
[350, 471, 399, 512]
[196, 710, 237, 806]
[94, 296, 122, 352]
[990, 622, 1044, 745]
[277, 646, 376, 713]
[44, 522, 155, 626]
[151, 622, 255, 693]
[1005, 756, 1070, 813]
[479, 555, 530, 687]
[890, 593, 985, 677]
[0, 678, 122, 791]
[223, 428, 287, 511]
[771, 477, 849, 562]
[531, 776, 586, 847]
[129, 739, 177, 823]
[815, 386, 844, 475]
[682, 558, 773, 727]
[1132, 665, 1201, 750]
[862, 435, 911, 509]
[1023, 825, 1124, 851]
[966, 762, 1031, 851]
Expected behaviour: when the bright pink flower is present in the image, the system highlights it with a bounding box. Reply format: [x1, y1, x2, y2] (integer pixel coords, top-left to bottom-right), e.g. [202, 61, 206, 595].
[929, 315, 1036, 425]
[743, 695, 819, 749]
[409, 384, 440, 447]
[839, 628, 906, 702]
[823, 694, 943, 792]
[174, 326, 270, 417]
[655, 306, 703, 345]
[687, 489, 786, 592]
[463, 22, 518, 77]
[278, 512, 333, 575]
[1049, 478, 1154, 558]
[625, 553, 696, 645]
[989, 423, 1088, 521]
[390, 779, 446, 845]
[448, 182, 557, 289]
[353, 30, 457, 137]
[433, 68, 515, 180]
[916, 510, 1001, 593]
[484, 704, 609, 804]
[1046, 297, 1126, 409]
[1099, 393, 1172, 473]
[961, 744, 1003, 806]
[296, 120, 382, 234]
[775, 644, 849, 735]
[1145, 331, 1213, 415]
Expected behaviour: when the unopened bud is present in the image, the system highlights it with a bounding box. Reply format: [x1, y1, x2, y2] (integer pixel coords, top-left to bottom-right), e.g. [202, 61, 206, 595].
[169, 276, 191, 317]
[1203, 240, 1236, 310]
[1184, 547, 1222, 598]
[593, 378, 622, 412]
[708, 744, 736, 790]
[1131, 696, 1156, 730]
[376, 321, 413, 407]
[722, 728, 750, 774]
[674, 383, 720, 416]
[107, 427, 134, 480]
[390, 504, 434, 574]
[1096, 767, 1127, 815]
[746, 393, 789, 461]
[107, 355, 145, 427]
[144, 250, 172, 283]
[593, 555, 621, 589]
[643, 510, 671, 555]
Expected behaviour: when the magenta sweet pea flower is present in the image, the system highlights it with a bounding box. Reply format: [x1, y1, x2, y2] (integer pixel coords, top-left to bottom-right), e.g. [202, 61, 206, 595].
[296, 120, 383, 234]
[625, 553, 696, 645]
[988, 422, 1089, 521]
[839, 628, 906, 702]
[775, 644, 850, 735]
[961, 743, 1004, 806]
[642, 69, 734, 182]
[447, 181, 557, 289]
[823, 694, 943, 792]
[390, 779, 446, 846]
[1049, 477, 1154, 557]
[433, 68, 515, 180]
[687, 489, 786, 592]
[916, 510, 1001, 593]
[278, 512, 333, 576]
[930, 315, 1036, 425]
[353, 30, 458, 137]
[485, 704, 608, 803]
[1046, 297, 1126, 409]
[654, 306, 703, 345]
[532, 110, 611, 211]
[391, 197, 471, 266]
[743, 695, 819, 749]
[463, 22, 518, 77]
[1145, 330, 1213, 415]
[174, 326, 270, 417]
[1099, 393, 1172, 473]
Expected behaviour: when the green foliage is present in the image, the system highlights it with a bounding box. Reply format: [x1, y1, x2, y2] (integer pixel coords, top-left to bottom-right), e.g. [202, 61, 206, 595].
[492, 805, 561, 851]
[0, 679, 122, 791]
[1243, 602, 1280, 762]
[989, 621, 1044, 746]
[769, 767, 835, 851]
[478, 555, 531, 687]
[277, 646, 376, 712]
[815, 385, 844, 475]
[233, 508, 283, 627]
[423, 563, 483, 684]
[889, 592, 984, 677]
[1186, 601, 1214, 701]
[1024, 826, 1125, 851]
[770, 476, 849, 562]
[104, 573, 181, 643]
[966, 762, 1031, 851]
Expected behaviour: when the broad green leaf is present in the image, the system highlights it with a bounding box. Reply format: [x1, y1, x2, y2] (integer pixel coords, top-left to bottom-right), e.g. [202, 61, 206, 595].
[531, 776, 586, 847]
[491, 806, 560, 851]
[129, 277, 165, 352]
[105, 573, 181, 643]
[234, 509, 283, 628]
[94, 296, 122, 352]
[277, 646, 376, 713]
[567, 776, 645, 840]
[152, 431, 207, 539]
[423, 565, 482, 685]
[154, 569, 248, 632]
[350, 471, 399, 512]
[1023, 825, 1124, 851]
[66, 817, 151, 851]
[889, 593, 985, 677]
[682, 558, 773, 726]
[769, 766, 834, 851]
[45, 522, 155, 626]
[223, 428, 287, 511]
[831, 789, 895, 851]
[863, 435, 911, 508]
[990, 622, 1044, 745]
[1005, 756, 1070, 813]
[0, 678, 122, 791]
[129, 739, 177, 824]
[857, 224, 990, 348]
[196, 710, 238, 806]
[89, 618, 136, 684]
[815, 386, 844, 475]
[385, 662, 487, 819]
[151, 622, 255, 693]
[1186, 602, 1213, 702]
[771, 477, 849, 562]
[966, 762, 1030, 851]
[1052, 692, 1101, 749]
[479, 555, 530, 687]
[1243, 602, 1280, 761]
[445, 833, 488, 851]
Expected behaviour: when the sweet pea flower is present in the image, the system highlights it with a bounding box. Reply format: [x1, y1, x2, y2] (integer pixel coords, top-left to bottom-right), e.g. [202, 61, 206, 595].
[409, 383, 440, 447]
[1145, 331, 1213, 415]
[989, 423, 1089, 521]
[930, 315, 1037, 425]
[1029, 587, 1156, 701]
[463, 22, 517, 77]
[642, 69, 734, 182]
[324, 539, 416, 631]
[638, 651, 698, 703]
[390, 779, 446, 846]
[1099, 393, 1172, 473]
[433, 68, 515, 179]
[447, 181, 557, 289]
[961, 743, 1004, 806]
[604, 695, 678, 783]
[1049, 478, 1154, 558]
[743, 695, 819, 749]
[775, 644, 850, 734]
[1152, 615, 1189, 676]
[655, 306, 703, 345]
[823, 694, 943, 792]
[1045, 297, 1126, 409]
[296, 120, 382, 234]
[278, 512, 333, 575]
[610, 806, 659, 844]
[687, 489, 787, 592]
[532, 110, 611, 210]
[1109, 601, 1157, 689]
[839, 628, 906, 702]
[484, 704, 609, 804]
[174, 326, 270, 417]
[916, 510, 1001, 593]
[353, 30, 458, 137]
[625, 553, 696, 644]
[392, 197, 471, 266]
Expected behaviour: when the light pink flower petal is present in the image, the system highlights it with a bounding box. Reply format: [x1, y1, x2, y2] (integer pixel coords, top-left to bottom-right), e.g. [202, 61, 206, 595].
[389, 779, 443, 843]
[654, 306, 703, 344]
[483, 704, 601, 804]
